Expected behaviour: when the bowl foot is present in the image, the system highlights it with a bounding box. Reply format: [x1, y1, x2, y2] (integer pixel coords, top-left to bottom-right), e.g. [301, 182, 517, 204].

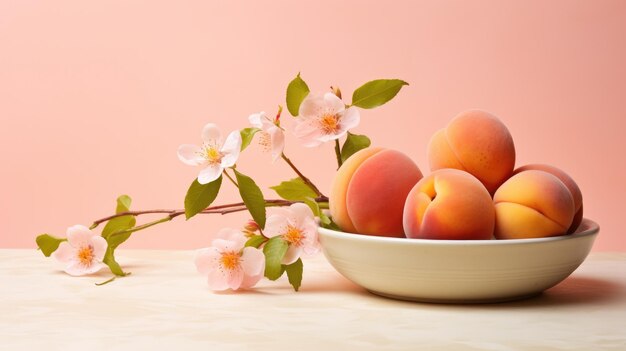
[367, 290, 543, 304]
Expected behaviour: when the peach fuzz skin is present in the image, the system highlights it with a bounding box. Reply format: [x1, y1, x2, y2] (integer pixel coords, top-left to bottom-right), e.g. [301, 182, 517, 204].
[494, 170, 575, 239]
[514, 164, 583, 233]
[428, 110, 516, 194]
[329, 147, 423, 237]
[403, 169, 495, 240]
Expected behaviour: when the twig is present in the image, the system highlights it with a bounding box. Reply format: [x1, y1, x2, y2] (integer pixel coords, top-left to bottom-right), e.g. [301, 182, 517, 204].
[89, 198, 327, 229]
[223, 170, 239, 188]
[334, 140, 343, 169]
[281, 153, 325, 198]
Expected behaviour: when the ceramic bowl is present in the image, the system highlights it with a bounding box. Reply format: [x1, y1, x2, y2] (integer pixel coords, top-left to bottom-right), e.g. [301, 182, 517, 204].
[318, 218, 599, 303]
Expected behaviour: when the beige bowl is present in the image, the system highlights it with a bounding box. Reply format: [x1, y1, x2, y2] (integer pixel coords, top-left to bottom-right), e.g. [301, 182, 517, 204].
[318, 218, 599, 303]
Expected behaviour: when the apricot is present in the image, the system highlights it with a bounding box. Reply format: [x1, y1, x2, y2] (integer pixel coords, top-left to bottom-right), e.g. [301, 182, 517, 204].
[514, 164, 583, 233]
[403, 169, 495, 240]
[493, 170, 575, 239]
[428, 110, 516, 194]
[329, 147, 423, 237]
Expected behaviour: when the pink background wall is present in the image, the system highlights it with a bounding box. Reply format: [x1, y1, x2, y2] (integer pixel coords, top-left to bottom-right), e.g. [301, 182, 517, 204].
[1, 1, 624, 251]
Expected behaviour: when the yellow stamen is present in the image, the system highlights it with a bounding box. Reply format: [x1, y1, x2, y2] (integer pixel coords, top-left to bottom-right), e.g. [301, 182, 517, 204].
[77, 246, 94, 266]
[282, 225, 304, 247]
[220, 251, 241, 270]
[201, 146, 223, 165]
[319, 114, 340, 134]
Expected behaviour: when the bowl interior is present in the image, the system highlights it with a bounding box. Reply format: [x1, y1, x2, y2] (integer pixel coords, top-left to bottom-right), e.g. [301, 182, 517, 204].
[319, 218, 598, 246]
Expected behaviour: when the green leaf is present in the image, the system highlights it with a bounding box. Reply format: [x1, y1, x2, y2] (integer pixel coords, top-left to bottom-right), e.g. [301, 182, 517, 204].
[234, 169, 267, 229]
[319, 211, 332, 226]
[351, 79, 409, 109]
[102, 195, 136, 249]
[35, 234, 66, 257]
[286, 73, 310, 116]
[321, 217, 341, 230]
[302, 197, 332, 225]
[302, 197, 321, 217]
[263, 236, 288, 280]
[184, 176, 223, 220]
[95, 276, 117, 286]
[285, 258, 303, 291]
[115, 194, 132, 213]
[102, 248, 129, 276]
[341, 132, 371, 163]
[270, 178, 318, 201]
[100, 195, 136, 277]
[245, 235, 266, 248]
[240, 127, 261, 151]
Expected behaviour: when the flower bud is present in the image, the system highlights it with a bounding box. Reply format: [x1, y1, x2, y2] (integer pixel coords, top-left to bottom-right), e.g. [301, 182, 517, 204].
[275, 105, 283, 125]
[244, 220, 260, 232]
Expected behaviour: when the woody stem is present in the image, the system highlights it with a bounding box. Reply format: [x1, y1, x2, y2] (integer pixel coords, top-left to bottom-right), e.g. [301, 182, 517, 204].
[280, 153, 326, 199]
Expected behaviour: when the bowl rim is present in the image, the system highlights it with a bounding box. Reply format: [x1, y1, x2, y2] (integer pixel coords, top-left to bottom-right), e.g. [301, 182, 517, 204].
[318, 218, 599, 246]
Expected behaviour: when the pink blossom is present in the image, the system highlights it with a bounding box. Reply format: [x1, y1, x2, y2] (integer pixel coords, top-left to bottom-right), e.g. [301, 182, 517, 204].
[177, 123, 242, 184]
[53, 225, 108, 276]
[249, 111, 285, 162]
[263, 203, 320, 265]
[293, 92, 360, 147]
[195, 228, 265, 291]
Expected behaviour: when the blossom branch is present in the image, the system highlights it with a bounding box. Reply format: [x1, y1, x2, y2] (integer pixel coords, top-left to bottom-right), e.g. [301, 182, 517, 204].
[223, 170, 239, 188]
[281, 153, 326, 198]
[109, 216, 174, 238]
[104, 197, 331, 240]
[89, 198, 328, 229]
[334, 140, 343, 168]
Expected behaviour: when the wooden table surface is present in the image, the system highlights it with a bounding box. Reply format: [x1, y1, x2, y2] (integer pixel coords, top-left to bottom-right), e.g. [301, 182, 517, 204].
[1, 250, 625, 350]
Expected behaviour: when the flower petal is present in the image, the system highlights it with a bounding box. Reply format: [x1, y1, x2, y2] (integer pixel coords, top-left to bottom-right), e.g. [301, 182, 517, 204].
[52, 242, 74, 263]
[211, 239, 238, 252]
[195, 247, 220, 275]
[214, 228, 246, 250]
[323, 92, 345, 113]
[317, 130, 346, 143]
[177, 144, 205, 166]
[64, 261, 105, 276]
[241, 247, 265, 277]
[293, 118, 318, 136]
[303, 241, 321, 256]
[293, 119, 324, 148]
[301, 219, 321, 256]
[248, 112, 264, 128]
[261, 116, 276, 131]
[220, 131, 242, 168]
[64, 261, 87, 276]
[263, 213, 289, 238]
[240, 270, 264, 290]
[90, 236, 108, 261]
[207, 268, 230, 291]
[240, 247, 265, 289]
[288, 203, 315, 227]
[66, 225, 95, 248]
[197, 164, 223, 184]
[281, 245, 302, 265]
[340, 106, 361, 131]
[202, 123, 222, 144]
[226, 268, 245, 290]
[298, 93, 325, 118]
[82, 262, 107, 275]
[269, 128, 285, 162]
